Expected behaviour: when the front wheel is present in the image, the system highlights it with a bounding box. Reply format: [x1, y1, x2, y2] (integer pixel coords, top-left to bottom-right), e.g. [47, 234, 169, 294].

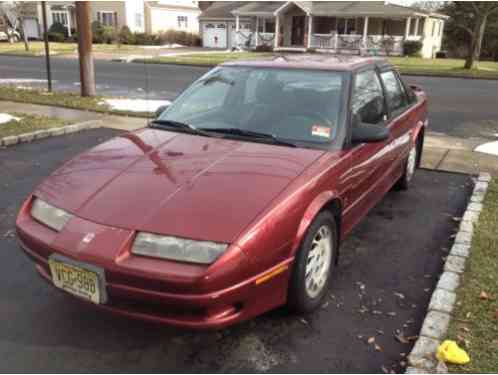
[395, 140, 418, 190]
[288, 211, 337, 313]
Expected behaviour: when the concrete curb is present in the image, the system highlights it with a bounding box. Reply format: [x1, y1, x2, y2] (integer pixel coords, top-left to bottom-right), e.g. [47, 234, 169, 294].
[405, 172, 491, 374]
[0, 119, 102, 148]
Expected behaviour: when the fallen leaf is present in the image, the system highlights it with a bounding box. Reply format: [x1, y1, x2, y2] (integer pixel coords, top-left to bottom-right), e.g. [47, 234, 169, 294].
[321, 301, 329, 309]
[400, 361, 407, 367]
[381, 366, 389, 373]
[406, 335, 418, 342]
[461, 326, 470, 333]
[480, 291, 489, 300]
[394, 292, 405, 299]
[374, 344, 383, 352]
[368, 336, 375, 344]
[395, 333, 409, 344]
[299, 318, 308, 325]
[386, 311, 397, 317]
[373, 310, 382, 315]
[376, 329, 385, 335]
[466, 312, 472, 319]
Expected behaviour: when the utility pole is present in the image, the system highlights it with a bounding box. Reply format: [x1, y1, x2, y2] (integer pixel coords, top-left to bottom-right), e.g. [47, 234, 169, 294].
[41, 1, 52, 92]
[75, 1, 95, 96]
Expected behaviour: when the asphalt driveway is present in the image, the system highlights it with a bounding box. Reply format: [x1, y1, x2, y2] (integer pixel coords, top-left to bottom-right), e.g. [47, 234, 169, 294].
[0, 129, 472, 373]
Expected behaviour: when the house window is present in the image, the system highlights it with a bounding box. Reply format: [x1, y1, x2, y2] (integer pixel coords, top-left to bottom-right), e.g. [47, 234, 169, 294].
[314, 16, 334, 34]
[52, 11, 68, 26]
[264, 20, 275, 33]
[100, 11, 115, 27]
[178, 16, 188, 29]
[135, 13, 142, 28]
[337, 18, 356, 35]
[431, 20, 436, 37]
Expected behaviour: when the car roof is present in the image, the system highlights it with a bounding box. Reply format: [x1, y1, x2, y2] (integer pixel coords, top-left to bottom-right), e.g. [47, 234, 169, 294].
[222, 54, 392, 72]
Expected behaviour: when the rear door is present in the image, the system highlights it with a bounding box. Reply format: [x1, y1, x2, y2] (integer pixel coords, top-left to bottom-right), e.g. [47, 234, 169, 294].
[378, 69, 415, 173]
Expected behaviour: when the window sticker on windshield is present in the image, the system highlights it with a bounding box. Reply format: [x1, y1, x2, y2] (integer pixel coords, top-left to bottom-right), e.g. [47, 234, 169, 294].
[311, 125, 331, 139]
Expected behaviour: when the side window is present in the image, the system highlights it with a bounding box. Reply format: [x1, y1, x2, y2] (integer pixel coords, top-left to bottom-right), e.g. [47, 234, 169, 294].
[380, 70, 406, 113]
[352, 70, 385, 125]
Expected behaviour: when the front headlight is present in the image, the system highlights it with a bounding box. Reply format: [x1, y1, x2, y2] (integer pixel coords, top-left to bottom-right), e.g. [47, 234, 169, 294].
[31, 198, 73, 231]
[131, 232, 228, 265]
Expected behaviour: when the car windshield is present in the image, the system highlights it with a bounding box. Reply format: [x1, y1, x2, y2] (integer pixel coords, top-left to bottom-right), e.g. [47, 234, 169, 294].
[158, 66, 347, 148]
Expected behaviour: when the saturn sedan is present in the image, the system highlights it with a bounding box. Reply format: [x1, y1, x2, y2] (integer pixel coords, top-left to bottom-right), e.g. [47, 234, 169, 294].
[16, 55, 428, 329]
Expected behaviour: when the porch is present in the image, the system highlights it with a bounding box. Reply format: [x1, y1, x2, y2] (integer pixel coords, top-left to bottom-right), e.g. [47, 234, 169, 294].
[233, 7, 424, 56]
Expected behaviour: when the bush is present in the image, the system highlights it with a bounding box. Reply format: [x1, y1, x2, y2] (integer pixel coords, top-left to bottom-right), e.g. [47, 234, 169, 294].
[134, 32, 159, 45]
[48, 22, 67, 37]
[157, 30, 201, 46]
[47, 32, 65, 43]
[118, 25, 135, 45]
[91, 21, 117, 44]
[403, 40, 423, 57]
[435, 50, 447, 59]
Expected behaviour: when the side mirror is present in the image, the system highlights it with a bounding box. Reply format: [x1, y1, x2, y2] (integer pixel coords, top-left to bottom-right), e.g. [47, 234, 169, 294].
[155, 105, 169, 118]
[351, 114, 390, 144]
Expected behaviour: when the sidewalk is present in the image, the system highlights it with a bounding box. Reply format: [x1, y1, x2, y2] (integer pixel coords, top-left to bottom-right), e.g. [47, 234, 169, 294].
[0, 100, 147, 131]
[2, 100, 497, 176]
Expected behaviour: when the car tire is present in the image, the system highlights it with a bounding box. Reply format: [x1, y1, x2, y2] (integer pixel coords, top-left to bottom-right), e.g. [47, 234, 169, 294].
[395, 137, 420, 191]
[288, 211, 337, 314]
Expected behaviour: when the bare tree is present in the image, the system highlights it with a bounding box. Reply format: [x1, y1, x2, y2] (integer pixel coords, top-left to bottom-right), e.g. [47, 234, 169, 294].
[445, 2, 498, 69]
[1, 1, 33, 51]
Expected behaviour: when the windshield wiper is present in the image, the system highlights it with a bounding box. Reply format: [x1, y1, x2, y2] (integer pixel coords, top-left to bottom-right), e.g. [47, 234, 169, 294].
[199, 128, 297, 148]
[150, 119, 214, 137]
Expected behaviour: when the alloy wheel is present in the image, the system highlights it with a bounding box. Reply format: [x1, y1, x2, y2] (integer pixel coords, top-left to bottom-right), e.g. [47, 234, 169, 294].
[305, 225, 333, 298]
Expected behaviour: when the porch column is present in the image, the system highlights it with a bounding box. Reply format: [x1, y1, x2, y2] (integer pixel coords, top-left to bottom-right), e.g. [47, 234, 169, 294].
[362, 16, 369, 46]
[307, 15, 312, 48]
[414, 18, 420, 36]
[235, 15, 240, 47]
[66, 9, 72, 37]
[405, 17, 411, 39]
[274, 16, 280, 49]
[255, 17, 259, 46]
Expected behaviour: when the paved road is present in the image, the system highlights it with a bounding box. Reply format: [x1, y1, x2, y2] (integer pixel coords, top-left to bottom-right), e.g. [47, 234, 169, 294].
[0, 129, 472, 373]
[1, 55, 498, 140]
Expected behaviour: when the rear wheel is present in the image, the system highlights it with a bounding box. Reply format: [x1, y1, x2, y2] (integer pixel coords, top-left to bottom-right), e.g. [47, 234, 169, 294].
[288, 211, 337, 313]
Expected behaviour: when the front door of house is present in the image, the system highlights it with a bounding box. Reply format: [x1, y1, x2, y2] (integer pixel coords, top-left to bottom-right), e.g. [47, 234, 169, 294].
[291, 15, 305, 46]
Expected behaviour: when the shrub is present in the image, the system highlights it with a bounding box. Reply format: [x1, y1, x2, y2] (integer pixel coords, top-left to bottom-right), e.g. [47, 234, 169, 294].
[91, 21, 116, 44]
[403, 40, 423, 56]
[48, 22, 67, 37]
[133, 32, 159, 45]
[157, 30, 201, 46]
[435, 50, 447, 59]
[47, 32, 65, 43]
[118, 25, 134, 45]
[255, 44, 273, 52]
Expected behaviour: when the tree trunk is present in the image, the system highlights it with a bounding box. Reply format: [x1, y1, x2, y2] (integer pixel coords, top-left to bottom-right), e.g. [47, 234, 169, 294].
[464, 14, 488, 69]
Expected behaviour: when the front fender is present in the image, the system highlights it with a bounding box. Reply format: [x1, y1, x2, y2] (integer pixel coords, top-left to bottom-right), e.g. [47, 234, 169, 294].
[290, 191, 342, 256]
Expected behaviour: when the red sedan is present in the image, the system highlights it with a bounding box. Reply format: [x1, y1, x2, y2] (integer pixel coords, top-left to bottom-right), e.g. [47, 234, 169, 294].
[16, 55, 427, 329]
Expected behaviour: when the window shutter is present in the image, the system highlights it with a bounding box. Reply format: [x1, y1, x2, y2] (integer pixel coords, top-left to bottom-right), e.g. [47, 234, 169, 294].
[114, 11, 118, 28]
[97, 11, 101, 23]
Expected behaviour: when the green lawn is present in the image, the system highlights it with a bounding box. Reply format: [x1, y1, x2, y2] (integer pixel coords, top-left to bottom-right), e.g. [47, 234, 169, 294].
[141, 52, 498, 79]
[0, 41, 154, 57]
[446, 179, 498, 373]
[0, 86, 152, 118]
[390, 57, 498, 79]
[141, 52, 276, 66]
[0, 112, 69, 138]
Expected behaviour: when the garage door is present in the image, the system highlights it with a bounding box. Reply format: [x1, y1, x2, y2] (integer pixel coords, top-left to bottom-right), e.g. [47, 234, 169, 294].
[203, 23, 227, 48]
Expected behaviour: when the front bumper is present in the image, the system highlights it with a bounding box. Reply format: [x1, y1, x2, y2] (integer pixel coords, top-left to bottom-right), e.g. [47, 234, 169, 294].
[18, 236, 292, 330]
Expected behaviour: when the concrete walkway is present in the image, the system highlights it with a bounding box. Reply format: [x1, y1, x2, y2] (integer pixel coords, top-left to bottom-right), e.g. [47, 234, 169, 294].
[2, 100, 497, 176]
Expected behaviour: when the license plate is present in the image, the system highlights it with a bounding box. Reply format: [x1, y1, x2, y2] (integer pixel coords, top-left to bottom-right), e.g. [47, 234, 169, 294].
[48, 255, 106, 304]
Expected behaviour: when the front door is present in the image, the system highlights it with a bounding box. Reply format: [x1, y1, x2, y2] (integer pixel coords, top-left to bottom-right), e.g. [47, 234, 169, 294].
[291, 16, 305, 46]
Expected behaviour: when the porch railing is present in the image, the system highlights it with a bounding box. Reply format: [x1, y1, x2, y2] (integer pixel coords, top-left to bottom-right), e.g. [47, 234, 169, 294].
[308, 34, 405, 55]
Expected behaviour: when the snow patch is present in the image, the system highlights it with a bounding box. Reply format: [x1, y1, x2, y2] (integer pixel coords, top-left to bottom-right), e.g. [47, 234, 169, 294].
[0, 79, 52, 84]
[141, 43, 185, 49]
[0, 113, 21, 125]
[475, 141, 498, 156]
[100, 99, 172, 113]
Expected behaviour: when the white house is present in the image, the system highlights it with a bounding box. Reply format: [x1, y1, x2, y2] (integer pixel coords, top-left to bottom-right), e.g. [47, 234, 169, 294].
[145, 1, 201, 34]
[199, 1, 448, 58]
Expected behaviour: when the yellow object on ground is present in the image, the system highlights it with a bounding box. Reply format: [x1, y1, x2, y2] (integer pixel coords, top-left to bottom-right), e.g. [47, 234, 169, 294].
[436, 340, 471, 365]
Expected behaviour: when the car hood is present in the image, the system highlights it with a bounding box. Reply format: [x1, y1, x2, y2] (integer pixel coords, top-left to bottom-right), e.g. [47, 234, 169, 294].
[35, 129, 324, 243]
